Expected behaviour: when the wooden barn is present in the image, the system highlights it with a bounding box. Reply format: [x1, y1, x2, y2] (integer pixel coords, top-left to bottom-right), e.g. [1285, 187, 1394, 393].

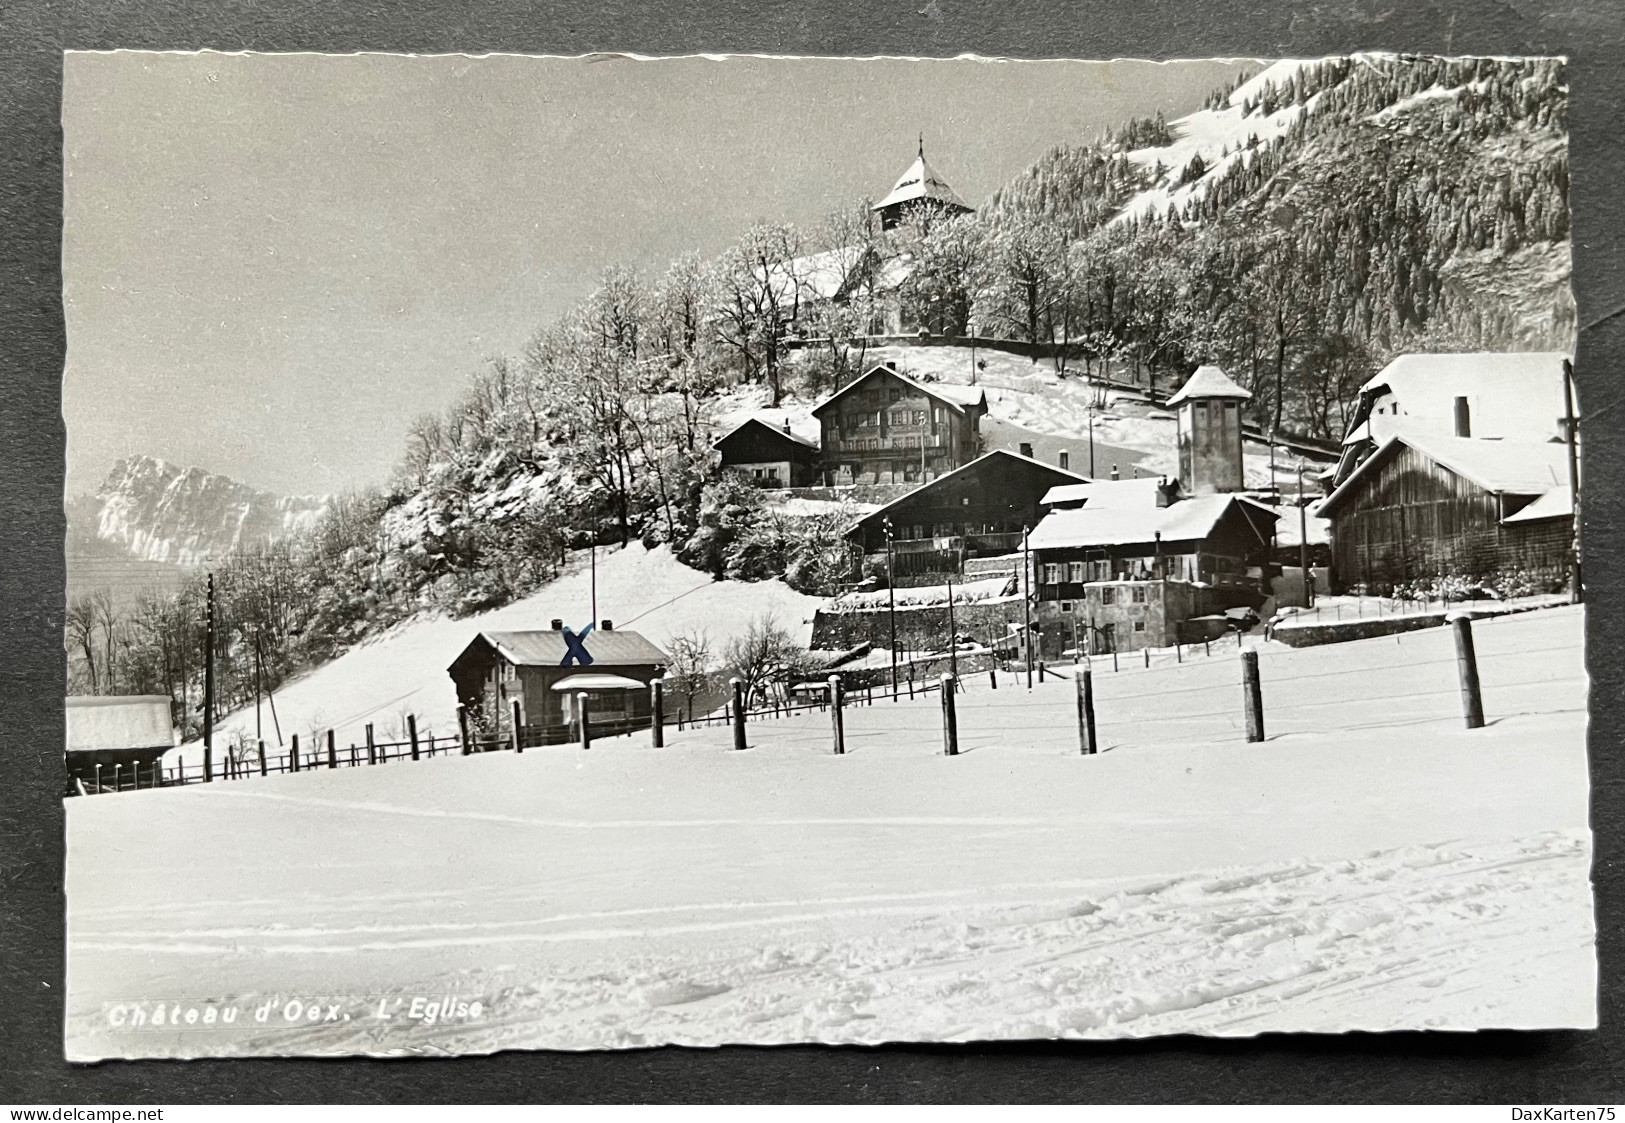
[447, 624, 670, 746]
[66, 695, 176, 792]
[1317, 430, 1575, 593]
[813, 363, 987, 486]
[713, 417, 820, 488]
[848, 449, 1086, 581]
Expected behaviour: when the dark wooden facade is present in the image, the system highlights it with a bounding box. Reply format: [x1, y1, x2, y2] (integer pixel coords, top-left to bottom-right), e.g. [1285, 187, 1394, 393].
[714, 419, 820, 488]
[850, 450, 1083, 578]
[1321, 443, 1574, 592]
[814, 367, 985, 486]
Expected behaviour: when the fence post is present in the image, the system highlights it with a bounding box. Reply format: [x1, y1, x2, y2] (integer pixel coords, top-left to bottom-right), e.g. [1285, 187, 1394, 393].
[1176, 642, 1183, 663]
[327, 729, 337, 769]
[366, 723, 376, 764]
[94, 763, 102, 794]
[458, 704, 471, 756]
[114, 763, 123, 791]
[941, 674, 959, 756]
[350, 743, 358, 767]
[651, 679, 665, 747]
[1076, 664, 1098, 755]
[203, 744, 212, 783]
[1205, 638, 1211, 657]
[258, 740, 267, 776]
[1241, 649, 1265, 743]
[1112, 649, 1119, 673]
[989, 665, 997, 690]
[409, 714, 420, 761]
[577, 692, 592, 750]
[829, 674, 845, 755]
[1449, 612, 1486, 729]
[1038, 660, 1046, 682]
[511, 699, 524, 753]
[731, 677, 747, 751]
[291, 734, 300, 773]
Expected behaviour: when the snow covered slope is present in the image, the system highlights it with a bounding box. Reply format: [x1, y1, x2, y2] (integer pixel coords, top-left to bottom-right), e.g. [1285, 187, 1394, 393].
[67, 606, 1592, 1057]
[189, 544, 822, 751]
[1114, 59, 1316, 225]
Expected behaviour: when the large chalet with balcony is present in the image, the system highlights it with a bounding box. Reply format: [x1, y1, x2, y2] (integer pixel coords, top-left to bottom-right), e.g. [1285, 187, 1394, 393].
[812, 363, 987, 486]
[847, 449, 1086, 583]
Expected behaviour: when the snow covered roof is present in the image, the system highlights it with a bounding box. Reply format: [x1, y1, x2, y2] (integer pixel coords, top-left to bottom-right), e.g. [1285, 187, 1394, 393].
[873, 150, 972, 213]
[1502, 487, 1574, 524]
[713, 416, 820, 451]
[1041, 478, 1171, 510]
[551, 673, 648, 692]
[475, 629, 671, 667]
[811, 365, 987, 417]
[1347, 351, 1571, 446]
[1028, 494, 1275, 551]
[1166, 364, 1253, 406]
[66, 696, 175, 753]
[1320, 429, 1572, 519]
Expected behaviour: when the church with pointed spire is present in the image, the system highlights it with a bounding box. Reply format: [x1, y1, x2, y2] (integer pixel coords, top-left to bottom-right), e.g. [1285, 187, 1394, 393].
[872, 137, 974, 231]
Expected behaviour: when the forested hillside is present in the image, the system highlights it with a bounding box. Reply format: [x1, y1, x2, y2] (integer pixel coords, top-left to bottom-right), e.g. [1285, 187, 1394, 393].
[74, 54, 1571, 739]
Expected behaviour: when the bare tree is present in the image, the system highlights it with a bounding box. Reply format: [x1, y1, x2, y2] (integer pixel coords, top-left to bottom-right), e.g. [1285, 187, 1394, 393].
[723, 614, 802, 709]
[664, 629, 713, 721]
[66, 593, 101, 693]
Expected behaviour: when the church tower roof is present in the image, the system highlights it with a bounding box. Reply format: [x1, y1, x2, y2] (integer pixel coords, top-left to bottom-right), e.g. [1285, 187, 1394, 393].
[872, 138, 972, 215]
[1167, 364, 1253, 407]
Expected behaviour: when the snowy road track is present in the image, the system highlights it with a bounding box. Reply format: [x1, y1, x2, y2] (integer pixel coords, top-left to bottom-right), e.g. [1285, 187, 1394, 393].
[66, 606, 1594, 1057]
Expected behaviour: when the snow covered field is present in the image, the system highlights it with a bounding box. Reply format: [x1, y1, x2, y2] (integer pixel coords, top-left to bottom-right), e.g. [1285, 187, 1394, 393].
[67, 606, 1592, 1058]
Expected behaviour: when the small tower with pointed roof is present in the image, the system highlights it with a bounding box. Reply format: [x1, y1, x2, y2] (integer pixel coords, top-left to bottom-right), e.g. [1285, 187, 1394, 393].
[1168, 364, 1252, 495]
[872, 137, 974, 231]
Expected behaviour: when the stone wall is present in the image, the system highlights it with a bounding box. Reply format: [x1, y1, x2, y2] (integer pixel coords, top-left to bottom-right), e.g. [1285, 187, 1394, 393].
[811, 598, 1027, 651]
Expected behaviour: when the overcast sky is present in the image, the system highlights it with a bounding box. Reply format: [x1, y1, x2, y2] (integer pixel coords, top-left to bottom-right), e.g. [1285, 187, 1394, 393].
[63, 52, 1256, 497]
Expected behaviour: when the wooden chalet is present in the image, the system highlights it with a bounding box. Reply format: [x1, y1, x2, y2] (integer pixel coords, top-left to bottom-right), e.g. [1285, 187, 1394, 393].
[814, 363, 987, 486]
[448, 623, 670, 746]
[1317, 428, 1575, 593]
[848, 449, 1086, 581]
[713, 417, 820, 488]
[1026, 488, 1278, 654]
[66, 695, 176, 791]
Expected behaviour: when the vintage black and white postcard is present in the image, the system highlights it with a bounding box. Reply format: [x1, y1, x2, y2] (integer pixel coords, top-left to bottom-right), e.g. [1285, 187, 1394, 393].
[62, 51, 1592, 1059]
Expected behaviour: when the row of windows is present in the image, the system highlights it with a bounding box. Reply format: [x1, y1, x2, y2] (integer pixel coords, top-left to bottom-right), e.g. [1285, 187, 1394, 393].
[1056, 602, 1148, 630]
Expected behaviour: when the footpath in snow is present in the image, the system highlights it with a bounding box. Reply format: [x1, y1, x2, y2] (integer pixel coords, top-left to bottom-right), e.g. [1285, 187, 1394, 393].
[67, 606, 1593, 1057]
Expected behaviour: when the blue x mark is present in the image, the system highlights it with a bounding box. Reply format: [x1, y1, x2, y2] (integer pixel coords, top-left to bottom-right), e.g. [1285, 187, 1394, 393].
[560, 622, 596, 666]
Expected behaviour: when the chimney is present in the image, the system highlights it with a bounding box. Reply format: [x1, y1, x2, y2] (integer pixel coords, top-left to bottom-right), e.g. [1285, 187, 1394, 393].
[1454, 396, 1471, 438]
[601, 619, 614, 631]
[1110, 464, 1120, 481]
[1019, 442, 1033, 459]
[550, 618, 563, 631]
[1058, 450, 1070, 471]
[782, 419, 791, 434]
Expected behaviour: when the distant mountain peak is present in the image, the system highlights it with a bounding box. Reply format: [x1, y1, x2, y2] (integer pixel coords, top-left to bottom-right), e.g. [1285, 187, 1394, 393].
[81, 454, 330, 566]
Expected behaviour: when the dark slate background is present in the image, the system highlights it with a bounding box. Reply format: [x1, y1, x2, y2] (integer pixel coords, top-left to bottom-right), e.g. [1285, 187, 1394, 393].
[2, 0, 1623, 1103]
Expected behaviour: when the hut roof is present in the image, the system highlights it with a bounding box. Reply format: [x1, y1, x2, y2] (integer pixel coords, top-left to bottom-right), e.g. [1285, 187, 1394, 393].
[1027, 494, 1276, 551]
[66, 696, 174, 753]
[474, 629, 670, 667]
[811, 364, 985, 417]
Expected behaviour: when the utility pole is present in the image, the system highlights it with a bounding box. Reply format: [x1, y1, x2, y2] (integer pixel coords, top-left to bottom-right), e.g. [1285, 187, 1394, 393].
[254, 626, 262, 744]
[590, 541, 598, 626]
[946, 570, 958, 680]
[1298, 460, 1312, 607]
[1022, 526, 1034, 690]
[1563, 358, 1582, 604]
[884, 517, 898, 693]
[1088, 403, 1096, 478]
[203, 572, 215, 781]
